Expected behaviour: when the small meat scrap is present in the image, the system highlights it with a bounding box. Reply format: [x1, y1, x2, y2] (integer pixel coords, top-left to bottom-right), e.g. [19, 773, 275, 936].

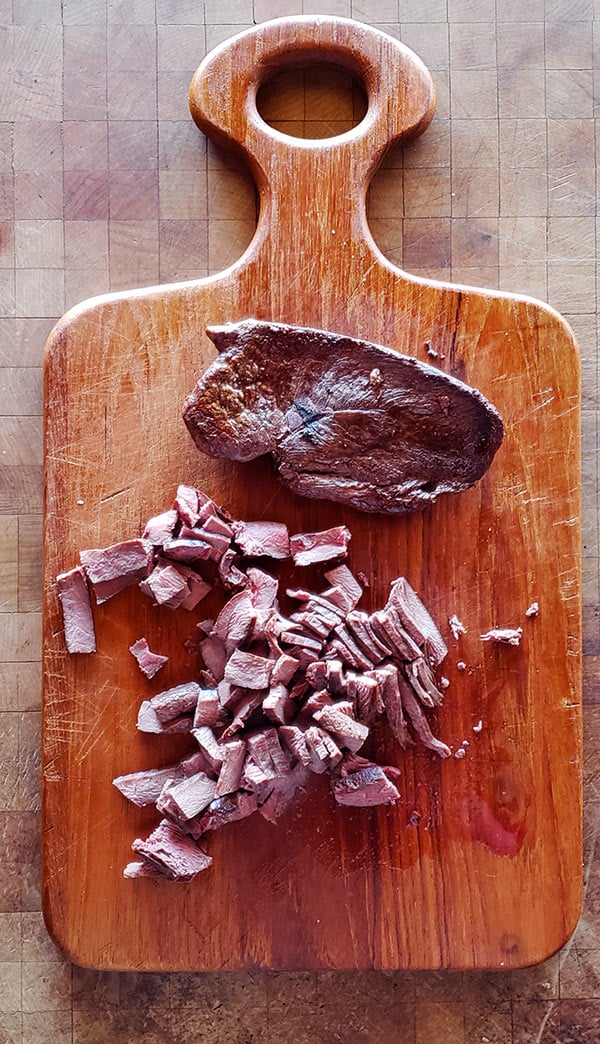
[313, 705, 369, 754]
[80, 539, 153, 603]
[525, 602, 539, 618]
[140, 561, 210, 611]
[132, 819, 212, 880]
[290, 526, 351, 566]
[331, 765, 400, 807]
[56, 566, 96, 653]
[449, 614, 466, 640]
[480, 627, 523, 646]
[232, 520, 290, 559]
[129, 638, 168, 679]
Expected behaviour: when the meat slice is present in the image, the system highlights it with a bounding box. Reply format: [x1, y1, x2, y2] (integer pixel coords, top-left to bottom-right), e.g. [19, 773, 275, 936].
[331, 765, 400, 807]
[304, 726, 343, 773]
[195, 791, 258, 834]
[324, 565, 363, 611]
[406, 657, 445, 708]
[132, 819, 212, 880]
[137, 701, 192, 734]
[259, 762, 307, 823]
[129, 638, 168, 679]
[263, 684, 296, 724]
[290, 526, 351, 566]
[192, 726, 226, 771]
[369, 609, 422, 662]
[246, 728, 290, 778]
[173, 485, 204, 527]
[123, 859, 165, 879]
[213, 590, 255, 649]
[218, 549, 248, 589]
[232, 520, 290, 559]
[143, 508, 179, 546]
[157, 771, 217, 821]
[378, 665, 414, 749]
[80, 539, 153, 603]
[313, 705, 369, 753]
[162, 537, 212, 563]
[193, 688, 219, 727]
[214, 739, 246, 797]
[387, 577, 448, 666]
[200, 634, 227, 682]
[150, 681, 201, 724]
[113, 763, 188, 807]
[182, 319, 503, 514]
[247, 567, 279, 609]
[56, 566, 96, 653]
[397, 673, 451, 758]
[224, 649, 274, 689]
[346, 610, 388, 663]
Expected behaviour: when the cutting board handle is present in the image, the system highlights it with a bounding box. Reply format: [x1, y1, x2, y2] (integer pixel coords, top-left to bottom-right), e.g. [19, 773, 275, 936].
[189, 16, 436, 209]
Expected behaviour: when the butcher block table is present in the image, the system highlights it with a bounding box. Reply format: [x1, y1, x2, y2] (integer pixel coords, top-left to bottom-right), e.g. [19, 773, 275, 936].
[42, 17, 581, 973]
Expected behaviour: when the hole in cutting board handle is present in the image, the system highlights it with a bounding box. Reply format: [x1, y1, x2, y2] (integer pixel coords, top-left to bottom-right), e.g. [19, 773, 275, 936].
[256, 62, 368, 141]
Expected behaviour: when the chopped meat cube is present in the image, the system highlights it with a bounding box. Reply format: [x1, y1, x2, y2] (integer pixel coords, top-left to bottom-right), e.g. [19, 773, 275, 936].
[200, 634, 227, 682]
[218, 549, 248, 589]
[157, 771, 216, 821]
[286, 588, 345, 621]
[301, 689, 334, 716]
[193, 528, 230, 561]
[57, 566, 96, 653]
[387, 577, 448, 666]
[173, 485, 203, 527]
[143, 508, 179, 546]
[224, 649, 274, 689]
[259, 763, 307, 823]
[196, 791, 258, 834]
[193, 688, 219, 727]
[137, 700, 192, 734]
[332, 625, 374, 669]
[305, 660, 327, 691]
[271, 653, 299, 685]
[192, 726, 227, 771]
[290, 526, 351, 566]
[313, 705, 369, 753]
[369, 609, 422, 662]
[352, 674, 383, 725]
[397, 673, 451, 758]
[263, 684, 296, 724]
[325, 659, 346, 696]
[346, 610, 388, 662]
[480, 627, 523, 646]
[323, 564, 363, 611]
[113, 763, 189, 807]
[279, 725, 313, 768]
[247, 567, 279, 609]
[80, 539, 153, 603]
[150, 681, 201, 723]
[232, 520, 290, 559]
[304, 725, 343, 773]
[281, 630, 323, 653]
[331, 765, 400, 807]
[214, 740, 246, 797]
[180, 570, 212, 610]
[129, 638, 168, 679]
[213, 590, 255, 649]
[221, 691, 264, 737]
[449, 614, 467, 639]
[406, 657, 445, 708]
[132, 819, 212, 880]
[139, 561, 189, 608]
[325, 635, 369, 671]
[162, 537, 213, 562]
[201, 514, 234, 539]
[378, 665, 413, 749]
[246, 728, 290, 778]
[289, 610, 332, 640]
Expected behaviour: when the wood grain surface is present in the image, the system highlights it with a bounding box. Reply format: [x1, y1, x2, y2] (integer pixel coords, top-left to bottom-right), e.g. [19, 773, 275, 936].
[42, 16, 582, 972]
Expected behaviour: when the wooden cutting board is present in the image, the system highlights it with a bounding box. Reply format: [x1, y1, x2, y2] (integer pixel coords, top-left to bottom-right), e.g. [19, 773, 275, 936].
[42, 16, 582, 971]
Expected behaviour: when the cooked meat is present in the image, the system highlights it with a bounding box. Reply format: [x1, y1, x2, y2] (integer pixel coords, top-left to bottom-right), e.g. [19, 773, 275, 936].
[258, 762, 307, 823]
[56, 566, 96, 654]
[162, 537, 213, 562]
[143, 508, 179, 546]
[191, 726, 226, 770]
[378, 665, 414, 749]
[195, 791, 258, 835]
[157, 771, 217, 821]
[193, 688, 219, 727]
[331, 765, 400, 806]
[213, 590, 255, 649]
[137, 700, 192, 734]
[214, 740, 246, 797]
[232, 520, 290, 559]
[192, 528, 230, 561]
[330, 625, 374, 670]
[346, 610, 389, 662]
[290, 526, 351, 566]
[525, 602, 539, 619]
[271, 653, 299, 685]
[113, 763, 189, 807]
[218, 549, 248, 589]
[304, 725, 343, 773]
[129, 638, 168, 679]
[352, 674, 383, 725]
[224, 649, 274, 689]
[387, 577, 448, 666]
[369, 609, 422, 661]
[123, 859, 165, 878]
[246, 728, 289, 778]
[263, 683, 296, 724]
[182, 319, 504, 514]
[397, 674, 451, 758]
[132, 819, 212, 880]
[313, 705, 369, 753]
[173, 484, 205, 527]
[247, 567, 279, 609]
[140, 561, 211, 611]
[199, 634, 228, 682]
[405, 657, 446, 708]
[80, 538, 153, 603]
[324, 564, 363, 611]
[480, 627, 523, 646]
[150, 681, 201, 724]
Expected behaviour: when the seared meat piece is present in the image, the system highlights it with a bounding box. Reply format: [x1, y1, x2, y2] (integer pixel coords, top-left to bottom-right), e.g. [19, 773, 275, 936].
[331, 765, 400, 807]
[182, 319, 503, 514]
[129, 638, 168, 679]
[80, 538, 153, 603]
[232, 520, 290, 559]
[56, 566, 96, 653]
[290, 526, 351, 566]
[132, 819, 212, 880]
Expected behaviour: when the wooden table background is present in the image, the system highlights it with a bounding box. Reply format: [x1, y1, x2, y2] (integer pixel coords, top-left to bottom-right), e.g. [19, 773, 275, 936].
[0, 0, 599, 1041]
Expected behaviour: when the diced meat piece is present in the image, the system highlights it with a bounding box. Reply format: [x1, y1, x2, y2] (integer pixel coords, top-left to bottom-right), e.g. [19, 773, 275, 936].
[263, 683, 296, 724]
[247, 567, 279, 609]
[242, 757, 275, 792]
[132, 819, 212, 880]
[80, 539, 153, 603]
[214, 740, 246, 797]
[232, 520, 290, 559]
[193, 528, 230, 561]
[286, 588, 345, 621]
[279, 724, 314, 768]
[301, 689, 334, 716]
[143, 508, 179, 546]
[289, 610, 332, 640]
[387, 577, 448, 666]
[281, 630, 323, 653]
[139, 561, 189, 608]
[218, 549, 248, 589]
[271, 653, 299, 685]
[196, 791, 258, 834]
[352, 674, 383, 725]
[213, 590, 255, 649]
[406, 657, 445, 708]
[259, 762, 307, 823]
[173, 485, 203, 527]
[183, 320, 503, 514]
[57, 566, 96, 653]
[288, 676, 310, 703]
[313, 705, 369, 753]
[221, 691, 264, 738]
[397, 673, 451, 758]
[324, 564, 363, 611]
[224, 649, 274, 689]
[304, 725, 343, 773]
[200, 634, 227, 682]
[193, 688, 219, 727]
[113, 763, 188, 807]
[449, 613, 467, 639]
[201, 513, 234, 539]
[180, 570, 212, 610]
[378, 665, 413, 749]
[325, 659, 346, 696]
[480, 627, 523, 646]
[180, 750, 216, 777]
[162, 537, 213, 562]
[331, 765, 400, 807]
[290, 526, 351, 566]
[192, 726, 226, 770]
[246, 728, 290, 778]
[305, 660, 327, 691]
[332, 625, 374, 670]
[124, 859, 165, 879]
[346, 610, 388, 663]
[137, 700, 192, 734]
[369, 609, 422, 662]
[149, 681, 201, 724]
[324, 637, 366, 672]
[129, 638, 168, 679]
[157, 771, 217, 820]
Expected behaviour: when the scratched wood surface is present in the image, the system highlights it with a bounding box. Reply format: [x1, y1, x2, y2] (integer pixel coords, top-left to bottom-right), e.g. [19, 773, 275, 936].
[40, 16, 581, 974]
